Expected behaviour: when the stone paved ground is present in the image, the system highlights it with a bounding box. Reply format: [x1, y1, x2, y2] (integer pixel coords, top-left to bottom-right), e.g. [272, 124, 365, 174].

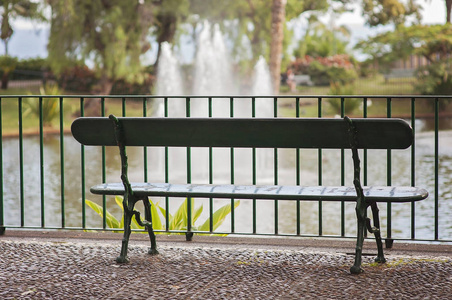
[0, 233, 451, 299]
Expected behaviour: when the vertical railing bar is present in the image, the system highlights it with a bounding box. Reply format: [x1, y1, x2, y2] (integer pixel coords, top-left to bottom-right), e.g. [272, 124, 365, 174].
[273, 96, 278, 235]
[252, 97, 257, 234]
[143, 97, 148, 182]
[208, 97, 213, 233]
[434, 97, 439, 240]
[340, 97, 345, 237]
[318, 97, 323, 236]
[39, 96, 45, 228]
[18, 97, 24, 227]
[410, 97, 416, 239]
[122, 97, 126, 117]
[363, 97, 368, 186]
[386, 97, 392, 241]
[59, 97, 65, 228]
[0, 97, 3, 233]
[230, 97, 235, 233]
[164, 97, 169, 231]
[80, 98, 86, 228]
[296, 97, 300, 236]
[363, 97, 368, 239]
[186, 97, 192, 236]
[101, 97, 107, 230]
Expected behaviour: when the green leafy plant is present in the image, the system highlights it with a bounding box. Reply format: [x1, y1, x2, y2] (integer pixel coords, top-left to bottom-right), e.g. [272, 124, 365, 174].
[327, 81, 361, 115]
[0, 55, 18, 89]
[24, 83, 62, 127]
[86, 196, 240, 235]
[289, 55, 358, 86]
[414, 60, 452, 110]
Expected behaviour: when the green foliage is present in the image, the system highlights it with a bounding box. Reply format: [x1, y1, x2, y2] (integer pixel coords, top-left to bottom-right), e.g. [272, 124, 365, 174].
[356, 24, 452, 110]
[57, 65, 97, 93]
[47, 0, 155, 94]
[294, 17, 351, 58]
[290, 55, 357, 86]
[86, 196, 240, 235]
[0, 55, 18, 73]
[0, 55, 18, 89]
[361, 0, 421, 27]
[327, 82, 361, 115]
[189, 0, 339, 65]
[1, 0, 46, 55]
[111, 74, 155, 95]
[24, 83, 62, 127]
[11, 57, 49, 80]
[414, 60, 452, 110]
[356, 24, 452, 70]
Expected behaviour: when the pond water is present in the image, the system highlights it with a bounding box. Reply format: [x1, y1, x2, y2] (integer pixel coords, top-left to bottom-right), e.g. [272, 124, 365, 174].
[2, 119, 452, 241]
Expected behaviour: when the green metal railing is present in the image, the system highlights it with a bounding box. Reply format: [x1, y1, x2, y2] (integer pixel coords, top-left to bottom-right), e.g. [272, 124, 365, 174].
[0, 95, 451, 243]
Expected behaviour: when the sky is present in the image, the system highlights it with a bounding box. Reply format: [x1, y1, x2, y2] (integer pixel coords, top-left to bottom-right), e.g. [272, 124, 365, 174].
[0, 0, 447, 61]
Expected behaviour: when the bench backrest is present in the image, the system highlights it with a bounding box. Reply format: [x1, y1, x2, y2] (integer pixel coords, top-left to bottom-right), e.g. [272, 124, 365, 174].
[71, 117, 413, 150]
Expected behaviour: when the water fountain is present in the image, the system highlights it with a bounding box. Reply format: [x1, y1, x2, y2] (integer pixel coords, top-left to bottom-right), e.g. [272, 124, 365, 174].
[155, 21, 274, 117]
[153, 23, 277, 232]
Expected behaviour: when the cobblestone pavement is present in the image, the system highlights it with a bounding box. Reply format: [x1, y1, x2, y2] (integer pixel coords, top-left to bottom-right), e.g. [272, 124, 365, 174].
[1, 232, 451, 299]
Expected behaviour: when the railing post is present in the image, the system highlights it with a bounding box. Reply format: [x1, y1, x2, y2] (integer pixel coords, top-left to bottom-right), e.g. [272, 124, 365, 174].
[185, 97, 193, 241]
[386, 97, 393, 247]
[230, 97, 235, 234]
[318, 97, 323, 236]
[39, 96, 45, 228]
[59, 97, 65, 228]
[0, 97, 3, 235]
[18, 97, 24, 227]
[434, 97, 439, 240]
[410, 97, 416, 240]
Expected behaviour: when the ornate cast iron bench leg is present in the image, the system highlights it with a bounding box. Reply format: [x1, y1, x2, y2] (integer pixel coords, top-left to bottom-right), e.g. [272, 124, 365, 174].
[368, 202, 386, 263]
[346, 116, 387, 274]
[351, 196, 367, 274]
[116, 193, 136, 263]
[142, 196, 159, 255]
[110, 114, 159, 262]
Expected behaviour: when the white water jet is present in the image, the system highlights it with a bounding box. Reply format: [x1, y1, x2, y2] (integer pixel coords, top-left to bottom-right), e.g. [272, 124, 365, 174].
[252, 56, 273, 96]
[154, 24, 275, 194]
[193, 22, 236, 96]
[156, 42, 184, 95]
[155, 42, 185, 117]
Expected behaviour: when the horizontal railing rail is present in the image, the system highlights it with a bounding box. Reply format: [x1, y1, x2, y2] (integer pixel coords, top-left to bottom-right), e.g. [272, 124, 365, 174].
[1, 95, 451, 243]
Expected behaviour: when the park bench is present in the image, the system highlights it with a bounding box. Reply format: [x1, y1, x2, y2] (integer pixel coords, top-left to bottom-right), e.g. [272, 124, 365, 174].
[293, 74, 313, 86]
[71, 115, 428, 274]
[383, 68, 415, 82]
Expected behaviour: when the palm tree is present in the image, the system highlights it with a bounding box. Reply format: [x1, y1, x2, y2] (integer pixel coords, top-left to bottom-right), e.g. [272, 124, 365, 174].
[0, 0, 46, 55]
[269, 0, 286, 93]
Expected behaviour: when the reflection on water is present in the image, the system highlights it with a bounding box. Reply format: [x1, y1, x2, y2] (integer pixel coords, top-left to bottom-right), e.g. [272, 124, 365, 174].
[2, 120, 452, 241]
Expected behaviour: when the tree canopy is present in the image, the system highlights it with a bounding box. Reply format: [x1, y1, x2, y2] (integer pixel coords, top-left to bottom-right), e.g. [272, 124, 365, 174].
[1, 0, 45, 55]
[47, 0, 155, 94]
[361, 0, 421, 26]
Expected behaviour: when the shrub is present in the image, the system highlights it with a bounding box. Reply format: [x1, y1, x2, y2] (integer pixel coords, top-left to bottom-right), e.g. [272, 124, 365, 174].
[24, 83, 63, 127]
[57, 65, 98, 93]
[110, 73, 155, 95]
[11, 57, 50, 80]
[0, 55, 18, 89]
[414, 60, 452, 110]
[289, 55, 358, 86]
[327, 82, 361, 115]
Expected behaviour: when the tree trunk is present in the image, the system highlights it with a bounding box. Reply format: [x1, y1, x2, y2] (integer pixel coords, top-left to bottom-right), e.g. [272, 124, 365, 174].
[98, 74, 114, 95]
[446, 0, 452, 23]
[155, 14, 177, 69]
[269, 0, 286, 94]
[1, 72, 9, 90]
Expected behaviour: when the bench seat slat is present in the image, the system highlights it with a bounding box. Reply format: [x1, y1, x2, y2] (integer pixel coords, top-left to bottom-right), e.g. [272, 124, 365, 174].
[91, 183, 428, 203]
